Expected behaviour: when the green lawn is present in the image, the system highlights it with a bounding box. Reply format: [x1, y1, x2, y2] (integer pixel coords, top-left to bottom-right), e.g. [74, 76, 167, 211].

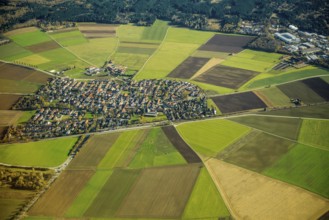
[176, 119, 251, 157]
[8, 30, 52, 47]
[263, 143, 329, 198]
[165, 27, 214, 44]
[68, 37, 118, 66]
[221, 49, 281, 73]
[0, 137, 78, 167]
[257, 87, 291, 107]
[247, 66, 329, 89]
[183, 167, 230, 219]
[298, 119, 329, 150]
[129, 128, 186, 169]
[135, 42, 199, 80]
[141, 20, 169, 42]
[49, 30, 88, 47]
[65, 170, 113, 218]
[0, 42, 33, 60]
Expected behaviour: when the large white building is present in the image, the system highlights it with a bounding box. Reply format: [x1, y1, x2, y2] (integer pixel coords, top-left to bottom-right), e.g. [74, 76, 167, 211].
[275, 32, 300, 44]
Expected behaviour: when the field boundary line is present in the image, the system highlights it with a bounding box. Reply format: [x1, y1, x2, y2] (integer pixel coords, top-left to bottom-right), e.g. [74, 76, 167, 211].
[133, 26, 170, 79]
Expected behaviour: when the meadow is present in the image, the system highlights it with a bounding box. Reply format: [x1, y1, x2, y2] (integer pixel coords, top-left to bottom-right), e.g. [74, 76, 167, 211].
[298, 119, 329, 150]
[254, 87, 290, 107]
[7, 30, 52, 47]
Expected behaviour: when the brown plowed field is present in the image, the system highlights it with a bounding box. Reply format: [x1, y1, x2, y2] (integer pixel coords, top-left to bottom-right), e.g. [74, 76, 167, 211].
[26, 40, 60, 53]
[206, 159, 329, 220]
[0, 110, 23, 126]
[301, 77, 329, 101]
[199, 34, 256, 53]
[29, 170, 94, 217]
[0, 62, 50, 83]
[68, 133, 120, 170]
[168, 57, 210, 79]
[195, 65, 259, 89]
[78, 24, 118, 38]
[278, 81, 325, 104]
[162, 126, 201, 163]
[220, 132, 294, 172]
[0, 94, 21, 110]
[212, 92, 267, 114]
[116, 164, 201, 218]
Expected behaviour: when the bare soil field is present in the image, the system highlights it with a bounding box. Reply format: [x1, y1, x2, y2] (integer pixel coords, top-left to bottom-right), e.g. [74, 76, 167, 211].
[278, 81, 325, 104]
[191, 58, 223, 79]
[0, 94, 21, 110]
[195, 65, 259, 89]
[302, 77, 329, 101]
[0, 110, 23, 126]
[26, 40, 60, 53]
[212, 92, 267, 114]
[68, 133, 120, 170]
[168, 57, 210, 79]
[116, 164, 201, 218]
[199, 34, 256, 53]
[220, 132, 294, 172]
[206, 159, 329, 220]
[29, 170, 94, 217]
[162, 126, 201, 163]
[78, 23, 118, 38]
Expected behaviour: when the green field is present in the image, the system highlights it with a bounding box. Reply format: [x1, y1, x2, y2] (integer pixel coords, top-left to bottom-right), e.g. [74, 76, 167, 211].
[68, 37, 118, 66]
[129, 128, 186, 168]
[17, 110, 36, 123]
[298, 119, 329, 150]
[117, 25, 146, 42]
[256, 87, 291, 107]
[50, 30, 88, 47]
[176, 119, 250, 157]
[247, 67, 329, 89]
[230, 115, 302, 140]
[135, 42, 200, 79]
[141, 20, 169, 42]
[221, 49, 281, 73]
[263, 143, 329, 198]
[0, 42, 33, 60]
[116, 47, 156, 55]
[183, 167, 230, 218]
[8, 30, 52, 47]
[0, 137, 78, 167]
[0, 78, 43, 93]
[190, 80, 234, 95]
[111, 53, 150, 72]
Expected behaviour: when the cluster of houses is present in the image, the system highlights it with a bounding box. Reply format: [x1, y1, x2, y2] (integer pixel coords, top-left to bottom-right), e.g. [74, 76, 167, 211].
[11, 78, 215, 139]
[274, 25, 329, 62]
[84, 61, 127, 76]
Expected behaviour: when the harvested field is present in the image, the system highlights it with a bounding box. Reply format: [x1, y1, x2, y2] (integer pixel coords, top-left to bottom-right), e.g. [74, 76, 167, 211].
[191, 58, 223, 79]
[212, 92, 267, 114]
[78, 23, 118, 38]
[220, 132, 294, 172]
[195, 65, 259, 89]
[199, 34, 255, 53]
[278, 81, 325, 104]
[0, 110, 23, 126]
[230, 115, 302, 140]
[68, 133, 120, 170]
[302, 77, 329, 101]
[0, 94, 21, 110]
[29, 170, 94, 217]
[168, 57, 209, 79]
[26, 41, 60, 53]
[162, 126, 201, 163]
[84, 169, 141, 218]
[263, 143, 329, 198]
[116, 164, 200, 218]
[206, 159, 329, 220]
[255, 87, 291, 107]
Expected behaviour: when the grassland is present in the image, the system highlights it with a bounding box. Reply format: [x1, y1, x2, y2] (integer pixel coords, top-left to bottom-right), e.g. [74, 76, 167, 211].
[50, 30, 88, 47]
[129, 128, 186, 169]
[263, 143, 329, 198]
[182, 167, 229, 219]
[255, 87, 290, 107]
[221, 49, 281, 72]
[176, 119, 250, 157]
[0, 42, 33, 60]
[0, 137, 78, 167]
[298, 119, 329, 150]
[230, 115, 302, 140]
[111, 53, 150, 72]
[8, 30, 52, 47]
[247, 66, 329, 89]
[141, 20, 168, 42]
[116, 25, 146, 42]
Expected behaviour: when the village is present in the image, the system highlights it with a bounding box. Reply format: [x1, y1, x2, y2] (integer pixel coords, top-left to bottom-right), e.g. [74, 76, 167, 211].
[8, 78, 215, 140]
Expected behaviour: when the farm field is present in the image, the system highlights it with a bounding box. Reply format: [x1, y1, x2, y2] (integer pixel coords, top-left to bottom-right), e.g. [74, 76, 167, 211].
[0, 94, 21, 110]
[0, 110, 23, 126]
[278, 81, 325, 104]
[301, 77, 329, 101]
[176, 119, 250, 157]
[189, 80, 234, 95]
[78, 23, 118, 39]
[254, 87, 291, 107]
[220, 132, 294, 172]
[26, 41, 60, 53]
[230, 115, 302, 140]
[194, 65, 259, 89]
[192, 50, 229, 59]
[263, 143, 329, 198]
[50, 30, 88, 47]
[168, 57, 209, 79]
[212, 91, 267, 114]
[7, 30, 52, 47]
[298, 119, 329, 150]
[206, 159, 329, 220]
[141, 20, 169, 42]
[0, 137, 78, 167]
[165, 27, 214, 44]
[199, 34, 255, 53]
[0, 42, 33, 60]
